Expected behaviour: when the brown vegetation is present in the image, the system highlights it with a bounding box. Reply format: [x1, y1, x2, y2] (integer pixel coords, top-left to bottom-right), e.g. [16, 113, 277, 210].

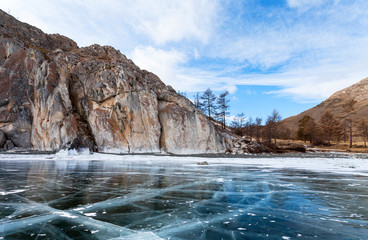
[280, 77, 368, 136]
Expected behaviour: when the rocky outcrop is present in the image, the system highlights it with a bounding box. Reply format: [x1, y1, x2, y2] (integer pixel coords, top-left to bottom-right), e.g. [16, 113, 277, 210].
[226, 138, 306, 154]
[158, 93, 224, 154]
[0, 10, 226, 154]
[226, 138, 273, 154]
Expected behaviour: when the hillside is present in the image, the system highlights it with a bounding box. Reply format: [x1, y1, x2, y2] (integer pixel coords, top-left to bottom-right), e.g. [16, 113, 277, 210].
[280, 77, 368, 136]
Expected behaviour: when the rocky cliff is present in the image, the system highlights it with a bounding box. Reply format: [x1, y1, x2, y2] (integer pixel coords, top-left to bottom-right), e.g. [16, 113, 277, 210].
[0, 10, 226, 154]
[280, 77, 368, 135]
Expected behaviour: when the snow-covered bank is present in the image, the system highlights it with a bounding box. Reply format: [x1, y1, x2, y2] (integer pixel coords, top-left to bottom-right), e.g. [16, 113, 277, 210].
[1, 150, 368, 176]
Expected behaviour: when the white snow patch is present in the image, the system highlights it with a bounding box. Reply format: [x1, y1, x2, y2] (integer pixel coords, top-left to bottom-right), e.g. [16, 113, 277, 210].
[216, 178, 225, 183]
[54, 211, 78, 219]
[118, 232, 163, 240]
[0, 189, 26, 195]
[55, 148, 90, 156]
[330, 218, 348, 223]
[84, 212, 97, 217]
[73, 207, 85, 211]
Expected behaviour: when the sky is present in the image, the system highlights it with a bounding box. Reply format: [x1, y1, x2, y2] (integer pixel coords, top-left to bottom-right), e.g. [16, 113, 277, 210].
[2, 0, 368, 122]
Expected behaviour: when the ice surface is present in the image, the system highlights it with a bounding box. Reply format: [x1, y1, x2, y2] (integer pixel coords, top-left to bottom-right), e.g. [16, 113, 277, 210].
[1, 150, 368, 175]
[1, 152, 368, 239]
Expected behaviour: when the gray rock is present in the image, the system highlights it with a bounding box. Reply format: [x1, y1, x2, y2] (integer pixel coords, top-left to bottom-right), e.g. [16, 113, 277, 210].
[0, 130, 6, 148]
[4, 140, 15, 150]
[6, 130, 32, 149]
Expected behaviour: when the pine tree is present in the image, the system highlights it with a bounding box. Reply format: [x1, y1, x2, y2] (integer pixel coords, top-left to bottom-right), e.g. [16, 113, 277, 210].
[200, 88, 217, 119]
[216, 91, 230, 129]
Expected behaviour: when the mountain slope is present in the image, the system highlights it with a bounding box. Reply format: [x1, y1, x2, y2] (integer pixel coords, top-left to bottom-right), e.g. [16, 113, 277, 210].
[0, 10, 226, 153]
[280, 77, 368, 135]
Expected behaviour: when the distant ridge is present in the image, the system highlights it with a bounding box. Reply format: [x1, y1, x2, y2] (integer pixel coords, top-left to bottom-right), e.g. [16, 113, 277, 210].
[280, 77, 368, 135]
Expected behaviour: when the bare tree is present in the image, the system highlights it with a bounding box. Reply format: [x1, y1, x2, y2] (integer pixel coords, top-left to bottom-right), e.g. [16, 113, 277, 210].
[193, 92, 202, 110]
[231, 113, 246, 135]
[342, 122, 348, 143]
[358, 118, 368, 148]
[216, 91, 230, 129]
[231, 113, 246, 129]
[297, 115, 317, 143]
[200, 88, 217, 119]
[320, 111, 339, 146]
[255, 117, 262, 142]
[177, 91, 187, 97]
[245, 117, 255, 139]
[265, 109, 282, 145]
[342, 100, 356, 148]
[297, 115, 310, 143]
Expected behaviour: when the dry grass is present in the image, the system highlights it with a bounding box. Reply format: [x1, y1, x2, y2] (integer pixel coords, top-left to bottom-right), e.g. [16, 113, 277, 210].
[276, 139, 368, 153]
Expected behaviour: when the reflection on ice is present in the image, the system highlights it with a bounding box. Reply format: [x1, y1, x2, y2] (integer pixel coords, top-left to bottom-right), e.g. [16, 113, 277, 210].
[0, 154, 368, 239]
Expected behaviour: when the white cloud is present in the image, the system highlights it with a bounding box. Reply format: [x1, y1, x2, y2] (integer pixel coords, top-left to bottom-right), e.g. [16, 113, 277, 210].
[205, 0, 368, 101]
[130, 46, 237, 94]
[125, 0, 219, 45]
[193, 48, 200, 60]
[225, 85, 238, 94]
[1, 0, 219, 47]
[262, 63, 368, 102]
[131, 46, 187, 88]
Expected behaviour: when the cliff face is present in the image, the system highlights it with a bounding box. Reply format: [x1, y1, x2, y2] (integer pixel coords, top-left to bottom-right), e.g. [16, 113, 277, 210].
[280, 77, 368, 135]
[0, 10, 226, 153]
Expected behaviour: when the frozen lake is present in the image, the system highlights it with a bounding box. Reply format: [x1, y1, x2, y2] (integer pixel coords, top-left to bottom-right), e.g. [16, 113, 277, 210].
[1, 152, 368, 239]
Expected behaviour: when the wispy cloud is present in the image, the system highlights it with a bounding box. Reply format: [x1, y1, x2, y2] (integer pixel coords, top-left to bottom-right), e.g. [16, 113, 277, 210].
[124, 0, 219, 45]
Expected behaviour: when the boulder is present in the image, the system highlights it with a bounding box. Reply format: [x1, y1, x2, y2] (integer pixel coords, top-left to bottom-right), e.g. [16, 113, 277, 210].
[4, 140, 15, 150]
[0, 130, 6, 148]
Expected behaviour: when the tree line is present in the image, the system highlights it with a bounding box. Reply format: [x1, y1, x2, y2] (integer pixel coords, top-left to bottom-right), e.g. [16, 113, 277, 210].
[182, 88, 230, 129]
[182, 88, 288, 145]
[297, 111, 368, 147]
[230, 109, 286, 144]
[181, 89, 367, 148]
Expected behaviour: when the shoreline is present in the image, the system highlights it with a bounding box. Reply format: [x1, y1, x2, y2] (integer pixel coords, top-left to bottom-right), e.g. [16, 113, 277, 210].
[1, 148, 368, 159]
[1, 150, 368, 177]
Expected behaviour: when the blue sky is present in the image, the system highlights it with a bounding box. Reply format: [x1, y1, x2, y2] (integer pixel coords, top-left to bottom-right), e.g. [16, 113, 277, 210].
[2, 0, 368, 122]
